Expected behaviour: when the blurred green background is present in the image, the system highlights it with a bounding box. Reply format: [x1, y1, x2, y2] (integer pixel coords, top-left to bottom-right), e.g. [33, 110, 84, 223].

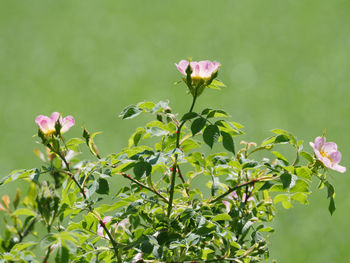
[1, 0, 349, 262]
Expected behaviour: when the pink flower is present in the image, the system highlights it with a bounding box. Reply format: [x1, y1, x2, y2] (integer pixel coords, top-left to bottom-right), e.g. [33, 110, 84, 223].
[35, 112, 75, 135]
[222, 191, 254, 213]
[310, 136, 346, 173]
[97, 217, 129, 239]
[97, 216, 114, 239]
[175, 60, 220, 82]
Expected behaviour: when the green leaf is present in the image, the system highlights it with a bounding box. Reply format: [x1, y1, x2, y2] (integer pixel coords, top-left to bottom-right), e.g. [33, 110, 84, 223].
[282, 200, 293, 209]
[329, 197, 336, 215]
[292, 193, 308, 205]
[148, 126, 168, 137]
[128, 128, 146, 147]
[95, 201, 129, 213]
[66, 138, 84, 152]
[300, 151, 314, 163]
[221, 131, 235, 154]
[137, 101, 155, 110]
[280, 173, 292, 189]
[12, 208, 36, 217]
[271, 129, 296, 145]
[191, 117, 206, 136]
[133, 162, 152, 179]
[181, 139, 200, 153]
[11, 242, 37, 252]
[181, 112, 198, 122]
[211, 79, 226, 87]
[212, 213, 232, 222]
[55, 245, 70, 263]
[207, 109, 228, 118]
[258, 227, 274, 232]
[82, 128, 101, 159]
[290, 179, 309, 193]
[274, 194, 288, 204]
[274, 134, 290, 144]
[296, 167, 311, 180]
[119, 105, 142, 119]
[203, 125, 220, 148]
[0, 169, 36, 185]
[272, 151, 289, 165]
[96, 178, 109, 195]
[242, 161, 258, 169]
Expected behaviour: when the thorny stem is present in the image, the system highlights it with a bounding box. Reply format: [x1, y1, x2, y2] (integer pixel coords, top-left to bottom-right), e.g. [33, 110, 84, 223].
[119, 172, 169, 203]
[177, 165, 189, 196]
[209, 176, 279, 204]
[167, 85, 199, 217]
[53, 145, 122, 262]
[42, 245, 52, 263]
[18, 217, 37, 243]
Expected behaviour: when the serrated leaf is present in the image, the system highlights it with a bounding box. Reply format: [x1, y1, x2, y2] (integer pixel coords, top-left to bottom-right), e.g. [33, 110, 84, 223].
[221, 131, 235, 154]
[242, 161, 258, 169]
[290, 179, 309, 193]
[148, 126, 168, 137]
[181, 112, 198, 122]
[96, 178, 109, 195]
[212, 213, 232, 222]
[292, 192, 308, 205]
[258, 227, 274, 232]
[12, 208, 36, 217]
[296, 167, 311, 180]
[11, 242, 37, 252]
[271, 129, 296, 145]
[274, 134, 290, 144]
[203, 125, 220, 148]
[207, 109, 228, 118]
[133, 162, 152, 179]
[272, 151, 289, 165]
[280, 173, 292, 189]
[274, 194, 288, 204]
[282, 200, 293, 209]
[66, 138, 84, 152]
[191, 117, 207, 136]
[55, 245, 70, 263]
[300, 151, 313, 163]
[181, 139, 200, 153]
[119, 105, 142, 120]
[0, 169, 36, 185]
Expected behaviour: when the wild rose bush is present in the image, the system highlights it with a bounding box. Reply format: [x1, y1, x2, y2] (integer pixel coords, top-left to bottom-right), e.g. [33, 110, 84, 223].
[0, 60, 346, 263]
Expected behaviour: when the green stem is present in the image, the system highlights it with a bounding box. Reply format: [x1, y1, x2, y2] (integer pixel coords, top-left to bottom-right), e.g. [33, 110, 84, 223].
[167, 87, 199, 217]
[42, 245, 52, 263]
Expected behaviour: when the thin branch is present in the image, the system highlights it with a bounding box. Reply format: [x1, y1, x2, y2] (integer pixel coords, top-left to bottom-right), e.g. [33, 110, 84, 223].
[119, 172, 169, 203]
[209, 176, 278, 204]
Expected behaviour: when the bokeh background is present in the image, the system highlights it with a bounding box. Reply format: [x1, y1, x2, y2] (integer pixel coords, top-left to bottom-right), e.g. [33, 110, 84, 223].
[1, 0, 349, 262]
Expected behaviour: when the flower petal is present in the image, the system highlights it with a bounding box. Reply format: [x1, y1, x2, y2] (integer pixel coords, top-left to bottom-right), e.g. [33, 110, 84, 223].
[35, 115, 55, 134]
[175, 60, 189, 75]
[332, 164, 346, 173]
[322, 142, 338, 154]
[60, 115, 75, 133]
[329, 151, 341, 164]
[50, 112, 60, 122]
[313, 136, 325, 150]
[318, 156, 332, 169]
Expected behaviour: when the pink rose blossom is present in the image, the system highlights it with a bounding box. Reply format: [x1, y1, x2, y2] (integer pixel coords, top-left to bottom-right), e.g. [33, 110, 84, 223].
[35, 112, 75, 135]
[310, 136, 346, 173]
[97, 216, 129, 239]
[175, 60, 220, 81]
[223, 191, 254, 213]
